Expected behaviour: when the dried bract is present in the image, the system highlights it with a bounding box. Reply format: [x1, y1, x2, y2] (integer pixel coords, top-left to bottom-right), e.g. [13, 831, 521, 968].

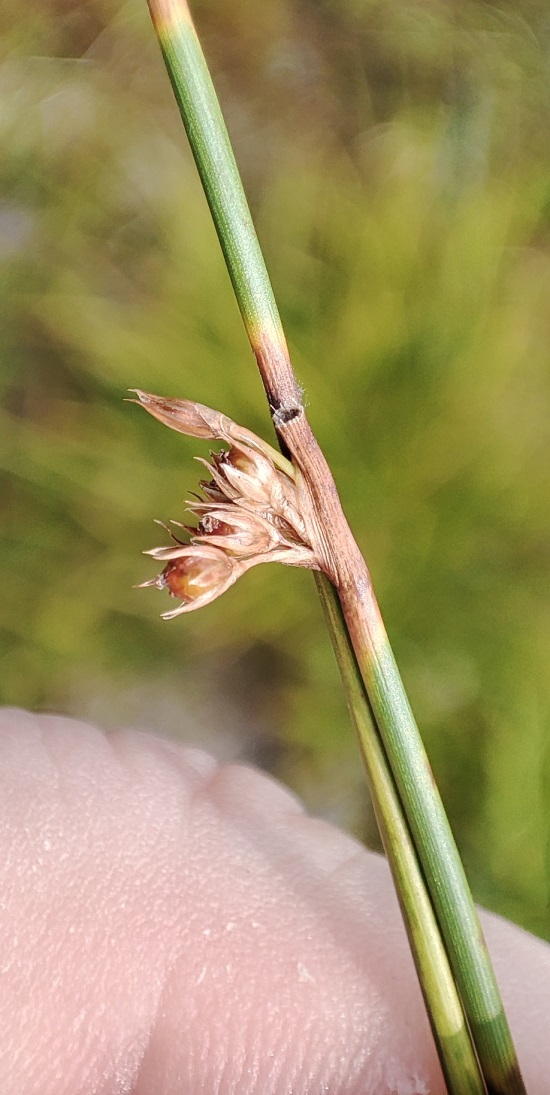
[129, 389, 234, 442]
[130, 389, 284, 462]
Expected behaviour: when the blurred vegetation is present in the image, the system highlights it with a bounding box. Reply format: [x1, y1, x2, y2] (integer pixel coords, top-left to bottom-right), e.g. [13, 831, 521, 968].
[1, 0, 550, 937]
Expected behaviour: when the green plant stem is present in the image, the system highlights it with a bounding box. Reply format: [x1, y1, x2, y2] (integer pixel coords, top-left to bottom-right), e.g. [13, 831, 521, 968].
[147, 0, 297, 411]
[145, 2, 526, 1091]
[315, 574, 485, 1094]
[336, 572, 524, 1094]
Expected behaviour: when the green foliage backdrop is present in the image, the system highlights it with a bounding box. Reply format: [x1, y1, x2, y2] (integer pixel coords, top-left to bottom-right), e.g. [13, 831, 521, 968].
[2, 0, 550, 937]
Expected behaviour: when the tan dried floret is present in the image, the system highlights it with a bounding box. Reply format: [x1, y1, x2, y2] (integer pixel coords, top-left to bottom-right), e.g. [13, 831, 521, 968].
[133, 390, 321, 616]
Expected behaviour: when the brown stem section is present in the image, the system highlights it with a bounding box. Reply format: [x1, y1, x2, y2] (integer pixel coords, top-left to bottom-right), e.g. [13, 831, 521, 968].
[253, 334, 304, 417]
[272, 402, 382, 646]
[251, 328, 390, 673]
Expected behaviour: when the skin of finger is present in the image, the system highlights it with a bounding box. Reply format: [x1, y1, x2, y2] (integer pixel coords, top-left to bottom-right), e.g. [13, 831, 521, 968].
[0, 710, 548, 1095]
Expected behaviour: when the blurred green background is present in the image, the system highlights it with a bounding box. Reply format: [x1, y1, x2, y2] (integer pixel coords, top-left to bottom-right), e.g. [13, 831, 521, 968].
[2, 0, 549, 937]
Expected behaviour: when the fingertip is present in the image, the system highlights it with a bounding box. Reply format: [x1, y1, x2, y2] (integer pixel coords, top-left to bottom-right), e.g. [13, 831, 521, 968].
[1, 709, 549, 1094]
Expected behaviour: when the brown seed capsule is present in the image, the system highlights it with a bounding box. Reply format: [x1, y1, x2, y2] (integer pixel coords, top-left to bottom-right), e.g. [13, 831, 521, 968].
[143, 543, 238, 617]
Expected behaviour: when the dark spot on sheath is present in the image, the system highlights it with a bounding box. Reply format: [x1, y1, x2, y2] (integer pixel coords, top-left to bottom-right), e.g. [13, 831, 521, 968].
[272, 405, 301, 427]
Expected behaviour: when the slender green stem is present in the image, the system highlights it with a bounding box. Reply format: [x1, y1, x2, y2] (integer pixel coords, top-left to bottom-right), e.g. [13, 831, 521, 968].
[337, 577, 525, 1094]
[145, 2, 526, 1091]
[315, 574, 485, 1094]
[147, 0, 297, 412]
